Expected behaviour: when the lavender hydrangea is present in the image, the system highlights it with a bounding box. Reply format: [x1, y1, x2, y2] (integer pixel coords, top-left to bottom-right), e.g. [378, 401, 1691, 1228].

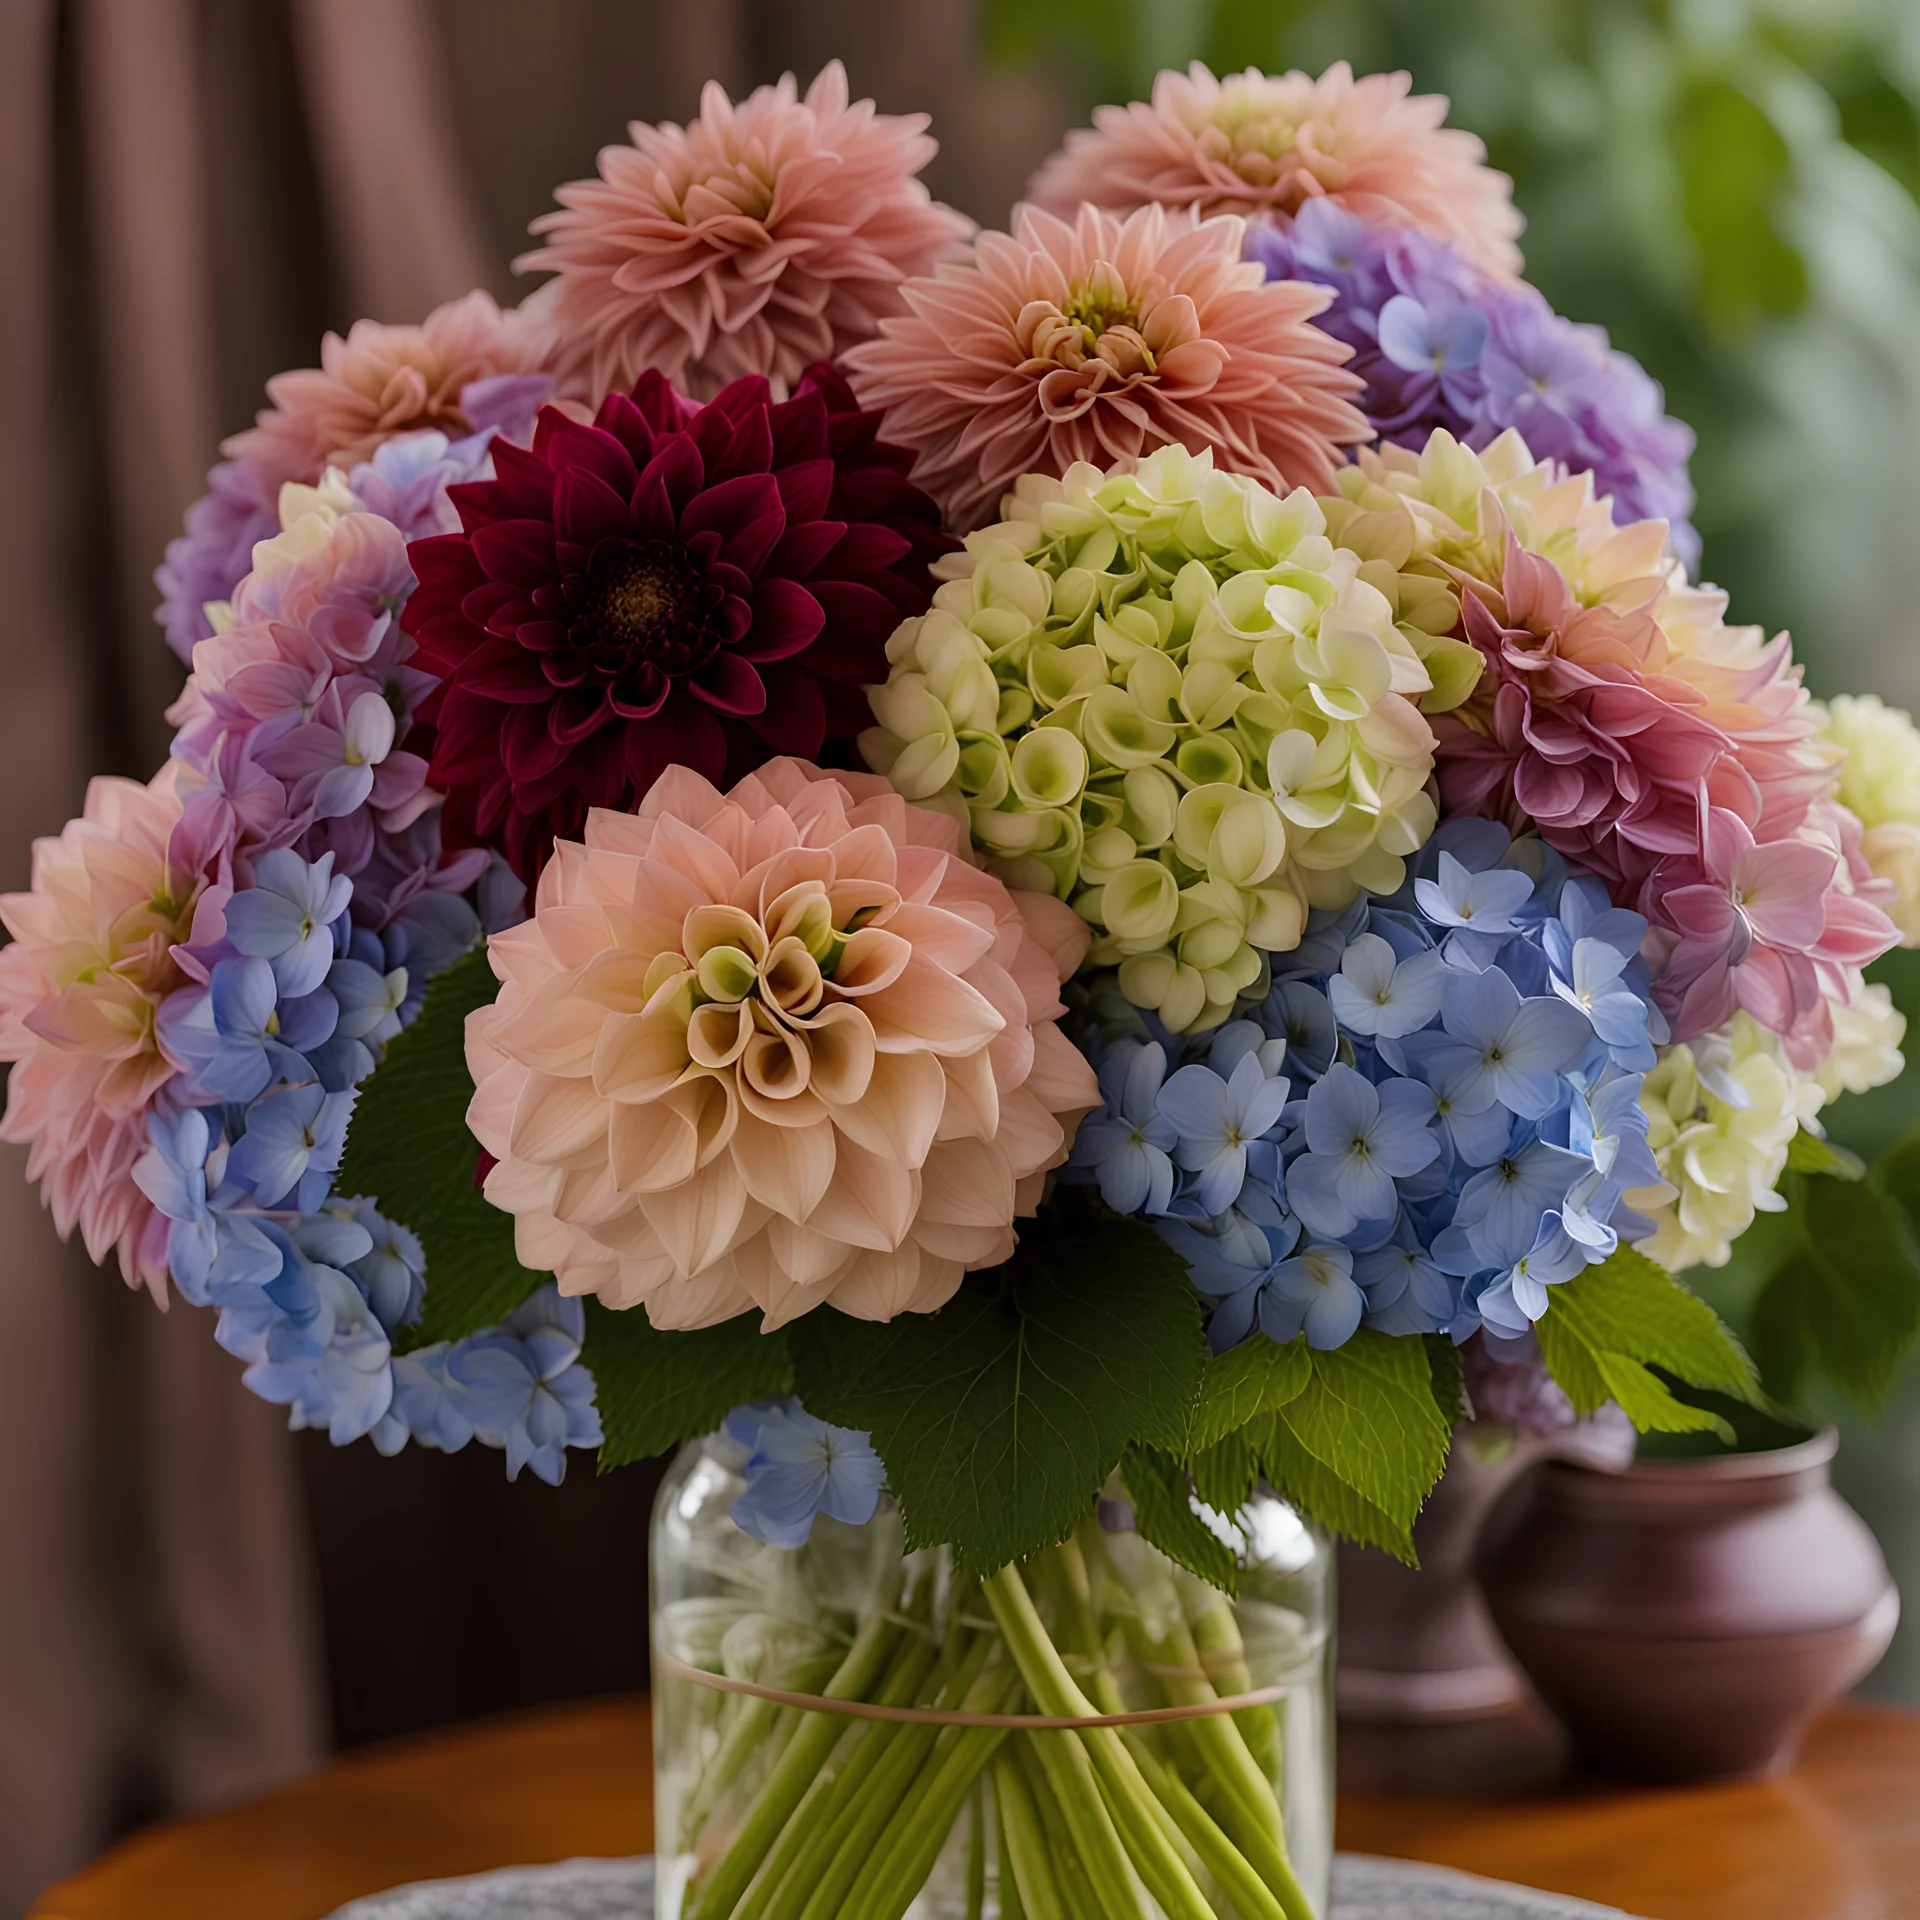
[1252, 202, 1700, 572]
[1068, 821, 1669, 1354]
[131, 853, 596, 1479]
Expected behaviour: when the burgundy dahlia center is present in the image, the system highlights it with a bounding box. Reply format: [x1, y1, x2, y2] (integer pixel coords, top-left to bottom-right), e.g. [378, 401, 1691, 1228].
[568, 536, 718, 681]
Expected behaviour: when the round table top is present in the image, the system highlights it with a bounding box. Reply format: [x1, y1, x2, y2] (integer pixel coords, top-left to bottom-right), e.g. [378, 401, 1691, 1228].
[28, 1696, 1920, 1920]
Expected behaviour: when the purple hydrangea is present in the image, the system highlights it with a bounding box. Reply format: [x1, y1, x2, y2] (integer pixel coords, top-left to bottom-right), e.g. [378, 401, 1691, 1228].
[1252, 203, 1701, 573]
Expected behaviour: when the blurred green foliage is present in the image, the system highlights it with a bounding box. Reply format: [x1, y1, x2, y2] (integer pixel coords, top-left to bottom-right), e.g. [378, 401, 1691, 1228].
[983, 0, 1920, 707]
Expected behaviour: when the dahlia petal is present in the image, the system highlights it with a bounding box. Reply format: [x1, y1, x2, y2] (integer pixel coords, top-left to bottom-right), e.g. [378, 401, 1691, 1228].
[731, 1107, 838, 1220]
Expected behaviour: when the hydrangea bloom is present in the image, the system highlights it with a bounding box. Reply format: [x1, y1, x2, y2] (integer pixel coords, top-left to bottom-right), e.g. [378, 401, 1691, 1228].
[465, 760, 1099, 1332]
[1251, 205, 1699, 570]
[726, 1400, 886, 1548]
[862, 446, 1476, 1032]
[403, 365, 947, 883]
[1068, 821, 1666, 1351]
[1026, 62, 1523, 281]
[842, 203, 1368, 532]
[521, 63, 973, 403]
[1325, 429, 1897, 1056]
[1821, 693, 1920, 945]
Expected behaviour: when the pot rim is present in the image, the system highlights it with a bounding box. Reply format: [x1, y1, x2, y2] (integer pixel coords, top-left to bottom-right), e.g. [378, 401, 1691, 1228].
[1543, 1422, 1836, 1485]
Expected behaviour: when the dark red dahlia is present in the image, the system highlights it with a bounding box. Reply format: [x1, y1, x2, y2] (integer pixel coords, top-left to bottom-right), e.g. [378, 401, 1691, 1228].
[402, 363, 948, 879]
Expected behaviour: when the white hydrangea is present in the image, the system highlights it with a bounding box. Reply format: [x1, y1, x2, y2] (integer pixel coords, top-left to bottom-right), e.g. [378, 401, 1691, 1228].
[1812, 973, 1907, 1102]
[1821, 693, 1920, 945]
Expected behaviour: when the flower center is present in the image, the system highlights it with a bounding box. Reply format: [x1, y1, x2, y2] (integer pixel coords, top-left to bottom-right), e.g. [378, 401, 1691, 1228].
[570, 538, 720, 682]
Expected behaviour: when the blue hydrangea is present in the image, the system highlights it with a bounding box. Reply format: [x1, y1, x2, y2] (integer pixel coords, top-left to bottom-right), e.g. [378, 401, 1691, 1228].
[1252, 201, 1701, 573]
[1068, 822, 1668, 1354]
[726, 1401, 888, 1550]
[133, 855, 600, 1482]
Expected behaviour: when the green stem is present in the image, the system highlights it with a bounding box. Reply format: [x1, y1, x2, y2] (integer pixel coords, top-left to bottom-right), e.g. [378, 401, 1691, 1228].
[680, 1649, 842, 1846]
[1185, 1576, 1281, 1779]
[1013, 1735, 1113, 1920]
[964, 1779, 987, 1920]
[990, 1755, 1045, 1920]
[1122, 1729, 1293, 1920]
[983, 1565, 1217, 1920]
[688, 1596, 905, 1920]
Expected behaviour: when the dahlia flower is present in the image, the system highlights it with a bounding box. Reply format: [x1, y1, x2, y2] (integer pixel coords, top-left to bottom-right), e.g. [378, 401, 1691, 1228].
[1252, 204, 1699, 569]
[1821, 693, 1920, 944]
[841, 203, 1368, 532]
[0, 767, 214, 1293]
[465, 759, 1099, 1331]
[1327, 430, 1895, 1046]
[1026, 62, 1523, 281]
[404, 365, 946, 883]
[521, 63, 973, 404]
[1629, 1014, 1817, 1271]
[862, 446, 1470, 1033]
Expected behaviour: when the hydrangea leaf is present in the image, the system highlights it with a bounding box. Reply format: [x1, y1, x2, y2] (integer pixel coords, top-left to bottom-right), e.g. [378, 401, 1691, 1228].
[787, 1207, 1206, 1575]
[1750, 1172, 1920, 1412]
[334, 947, 546, 1350]
[1190, 1334, 1312, 1449]
[1785, 1127, 1866, 1181]
[584, 1302, 793, 1470]
[1121, 1443, 1242, 1596]
[1190, 1430, 1257, 1520]
[1269, 1330, 1452, 1536]
[1242, 1410, 1416, 1564]
[1426, 1333, 1467, 1426]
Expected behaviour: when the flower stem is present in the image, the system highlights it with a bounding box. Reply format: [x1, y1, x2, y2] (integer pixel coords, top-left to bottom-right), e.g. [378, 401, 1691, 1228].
[1011, 1735, 1119, 1920]
[993, 1769, 1028, 1920]
[991, 1752, 1054, 1919]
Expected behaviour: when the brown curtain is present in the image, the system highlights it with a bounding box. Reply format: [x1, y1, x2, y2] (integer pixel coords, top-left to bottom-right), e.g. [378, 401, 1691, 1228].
[0, 3, 1066, 1911]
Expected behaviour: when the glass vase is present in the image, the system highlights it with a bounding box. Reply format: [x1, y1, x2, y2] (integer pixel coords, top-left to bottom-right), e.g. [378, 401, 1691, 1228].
[651, 1431, 1335, 1920]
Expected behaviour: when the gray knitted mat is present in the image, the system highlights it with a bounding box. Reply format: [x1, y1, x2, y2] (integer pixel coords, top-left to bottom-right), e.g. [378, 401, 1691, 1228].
[326, 1853, 1641, 1919]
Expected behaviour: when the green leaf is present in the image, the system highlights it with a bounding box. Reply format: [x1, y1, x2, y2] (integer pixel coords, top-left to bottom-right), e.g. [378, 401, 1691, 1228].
[1122, 1443, 1241, 1596]
[1190, 1334, 1310, 1449]
[1871, 1127, 1920, 1243]
[1189, 1430, 1256, 1519]
[334, 948, 546, 1349]
[1546, 1246, 1759, 1404]
[1425, 1333, 1467, 1427]
[1750, 1175, 1920, 1411]
[1244, 1412, 1415, 1564]
[584, 1301, 793, 1469]
[787, 1209, 1206, 1575]
[1786, 1127, 1866, 1181]
[1271, 1330, 1452, 1534]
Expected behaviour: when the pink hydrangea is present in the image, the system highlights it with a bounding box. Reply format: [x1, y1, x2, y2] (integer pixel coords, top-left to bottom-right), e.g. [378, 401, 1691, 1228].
[465, 758, 1100, 1332]
[843, 202, 1367, 531]
[519, 63, 974, 404]
[1027, 62, 1523, 281]
[0, 768, 217, 1295]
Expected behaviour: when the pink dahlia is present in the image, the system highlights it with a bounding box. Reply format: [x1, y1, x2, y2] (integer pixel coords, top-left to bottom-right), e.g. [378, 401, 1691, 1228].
[842, 202, 1367, 531]
[0, 768, 215, 1295]
[224, 289, 550, 486]
[519, 62, 974, 405]
[465, 759, 1100, 1331]
[1027, 62, 1523, 281]
[402, 364, 947, 883]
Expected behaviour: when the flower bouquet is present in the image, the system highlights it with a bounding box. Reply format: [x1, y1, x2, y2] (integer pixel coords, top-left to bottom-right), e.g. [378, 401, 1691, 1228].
[11, 53, 1920, 1920]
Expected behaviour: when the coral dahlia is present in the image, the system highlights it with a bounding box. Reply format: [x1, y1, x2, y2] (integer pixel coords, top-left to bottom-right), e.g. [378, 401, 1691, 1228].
[843, 202, 1368, 532]
[402, 364, 947, 882]
[465, 759, 1100, 1331]
[1026, 62, 1523, 281]
[520, 62, 974, 404]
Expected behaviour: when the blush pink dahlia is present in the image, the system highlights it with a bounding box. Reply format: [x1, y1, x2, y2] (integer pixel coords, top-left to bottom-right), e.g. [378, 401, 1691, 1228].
[225, 290, 551, 486]
[842, 202, 1368, 531]
[1027, 62, 1523, 281]
[465, 759, 1100, 1331]
[0, 768, 214, 1294]
[520, 62, 974, 405]
[403, 365, 947, 883]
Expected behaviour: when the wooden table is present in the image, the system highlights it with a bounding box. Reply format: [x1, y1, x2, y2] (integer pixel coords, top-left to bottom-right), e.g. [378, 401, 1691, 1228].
[29, 1697, 1920, 1920]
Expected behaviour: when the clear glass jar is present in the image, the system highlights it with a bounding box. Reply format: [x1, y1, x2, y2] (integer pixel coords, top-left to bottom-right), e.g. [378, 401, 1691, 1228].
[652, 1431, 1334, 1920]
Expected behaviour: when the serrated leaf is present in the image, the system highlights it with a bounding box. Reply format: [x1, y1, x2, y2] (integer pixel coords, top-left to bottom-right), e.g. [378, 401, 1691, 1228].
[1545, 1247, 1758, 1404]
[1272, 1330, 1451, 1532]
[1244, 1413, 1415, 1564]
[1871, 1127, 1920, 1243]
[1752, 1177, 1920, 1411]
[1534, 1276, 1736, 1441]
[786, 1210, 1206, 1575]
[334, 948, 546, 1349]
[1425, 1333, 1467, 1426]
[1786, 1127, 1866, 1181]
[1593, 1353, 1732, 1439]
[1122, 1443, 1241, 1595]
[1190, 1431, 1256, 1519]
[1190, 1334, 1311, 1449]
[584, 1301, 793, 1469]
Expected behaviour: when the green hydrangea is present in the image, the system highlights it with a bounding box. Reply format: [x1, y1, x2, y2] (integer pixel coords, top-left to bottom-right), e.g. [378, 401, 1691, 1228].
[861, 447, 1478, 1032]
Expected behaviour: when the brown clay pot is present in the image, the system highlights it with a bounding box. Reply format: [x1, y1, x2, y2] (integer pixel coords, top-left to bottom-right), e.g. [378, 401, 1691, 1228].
[1475, 1426, 1899, 1783]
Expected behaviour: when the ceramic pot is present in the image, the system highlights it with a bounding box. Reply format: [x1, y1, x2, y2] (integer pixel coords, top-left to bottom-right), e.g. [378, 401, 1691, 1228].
[1476, 1426, 1899, 1782]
